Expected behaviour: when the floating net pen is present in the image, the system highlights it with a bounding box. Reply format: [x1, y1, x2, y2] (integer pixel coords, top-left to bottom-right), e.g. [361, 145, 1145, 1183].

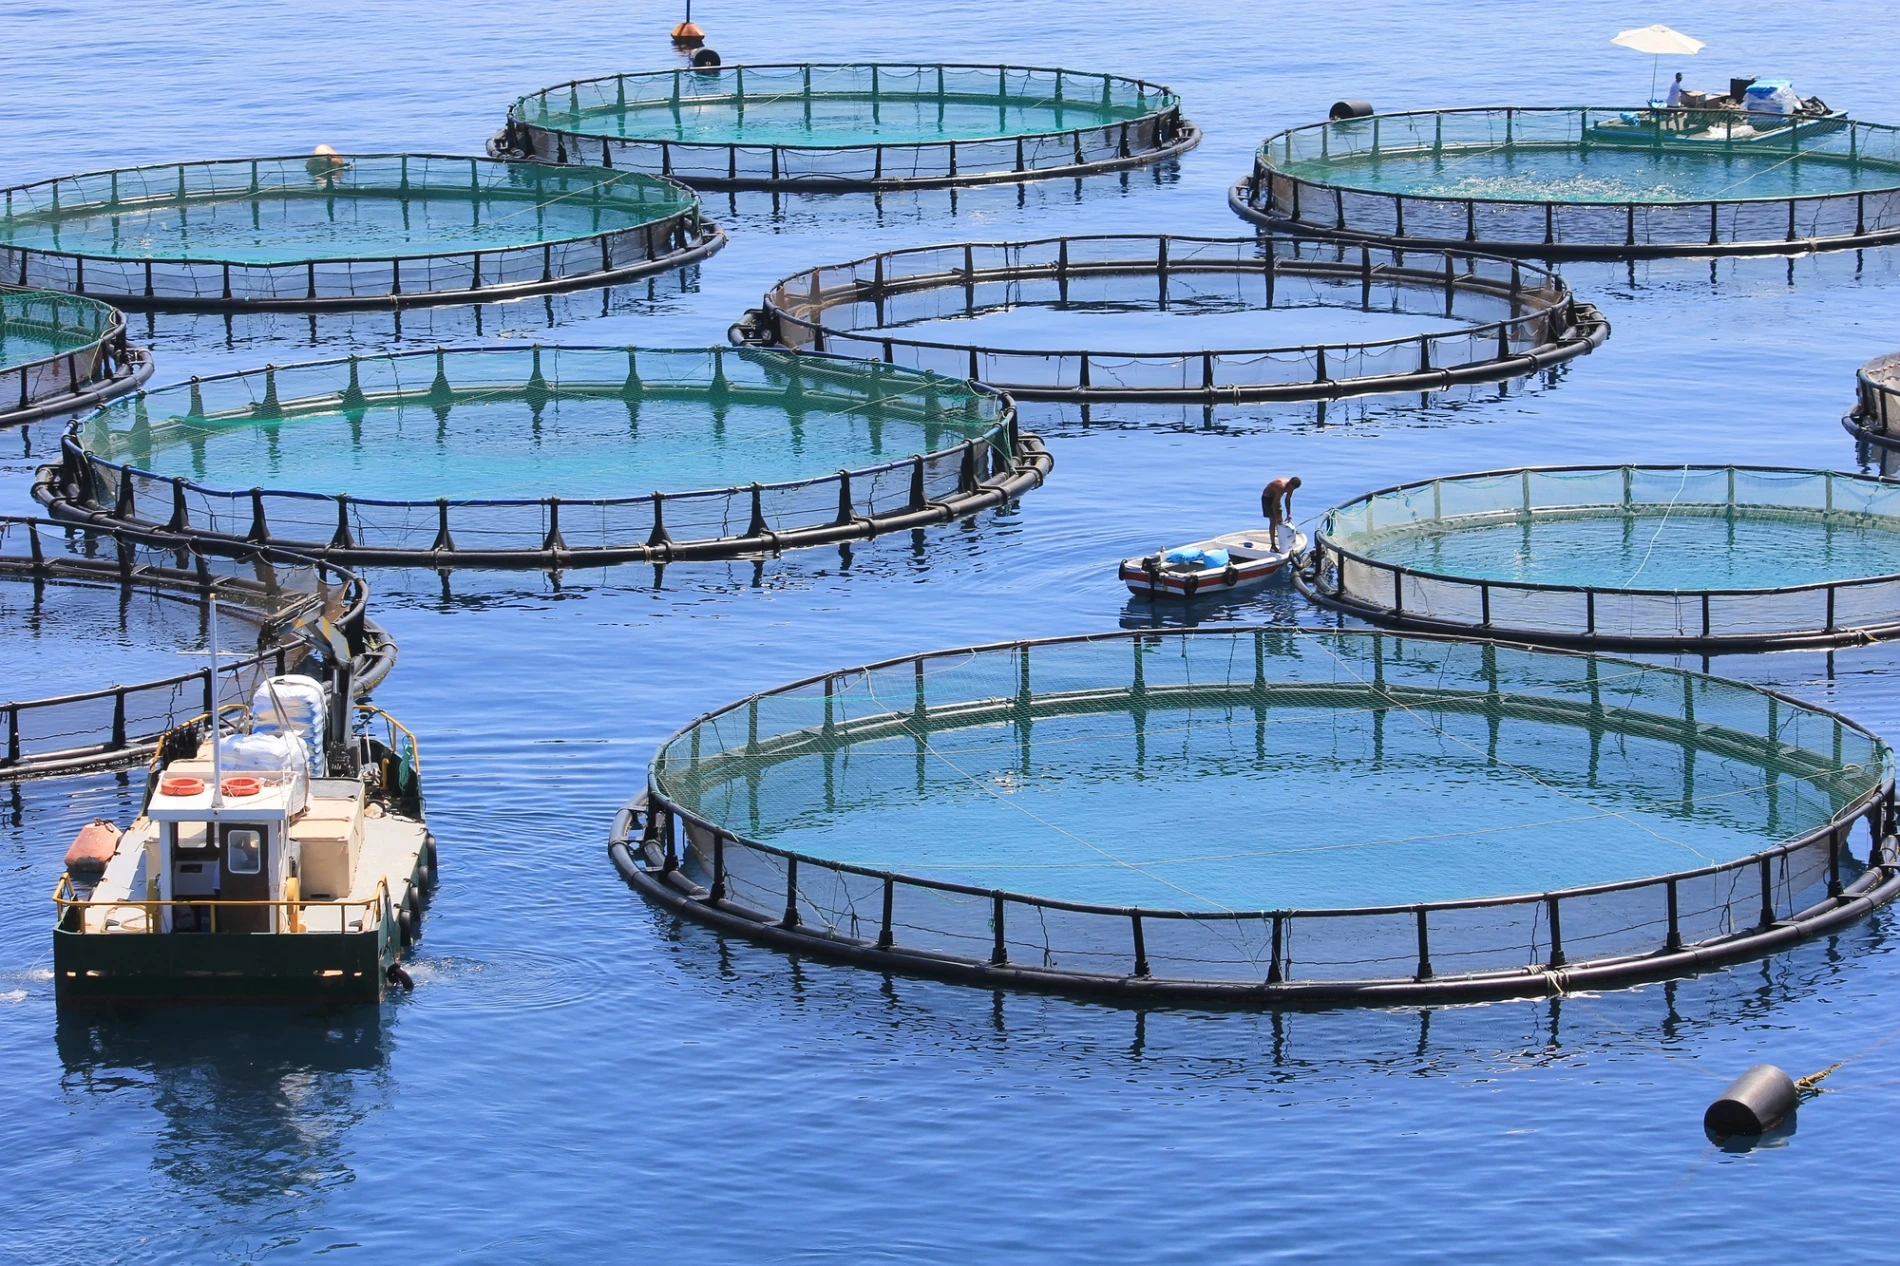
[0, 516, 392, 780]
[491, 63, 1199, 191]
[0, 289, 151, 425]
[0, 155, 724, 311]
[1230, 108, 1900, 259]
[610, 627, 1896, 1006]
[736, 235, 1608, 403]
[1303, 465, 1900, 651]
[1847, 352, 1900, 451]
[37, 345, 1051, 569]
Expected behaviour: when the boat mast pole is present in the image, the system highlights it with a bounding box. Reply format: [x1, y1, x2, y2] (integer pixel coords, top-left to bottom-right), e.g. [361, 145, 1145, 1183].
[209, 592, 224, 809]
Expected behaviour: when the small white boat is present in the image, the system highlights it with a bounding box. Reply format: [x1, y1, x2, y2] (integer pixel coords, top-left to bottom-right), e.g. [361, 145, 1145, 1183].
[1120, 529, 1308, 599]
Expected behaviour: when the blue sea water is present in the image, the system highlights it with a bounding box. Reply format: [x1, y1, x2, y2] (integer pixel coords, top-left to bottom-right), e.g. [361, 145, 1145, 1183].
[5, 2, 1900, 1262]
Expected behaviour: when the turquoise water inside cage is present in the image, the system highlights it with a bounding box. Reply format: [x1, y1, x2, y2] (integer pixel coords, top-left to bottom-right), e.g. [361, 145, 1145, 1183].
[572, 98, 1144, 146]
[531, 65, 1164, 147]
[0, 291, 111, 369]
[1283, 147, 1896, 203]
[669, 700, 1846, 909]
[0, 317, 95, 368]
[656, 636, 1876, 910]
[89, 394, 984, 499]
[1350, 508, 1900, 591]
[78, 348, 998, 499]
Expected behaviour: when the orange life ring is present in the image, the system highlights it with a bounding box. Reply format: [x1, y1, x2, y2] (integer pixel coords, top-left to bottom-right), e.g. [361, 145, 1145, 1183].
[159, 776, 205, 798]
[221, 776, 262, 798]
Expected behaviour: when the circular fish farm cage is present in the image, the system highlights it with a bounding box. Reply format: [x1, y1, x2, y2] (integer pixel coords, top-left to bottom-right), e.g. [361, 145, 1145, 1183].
[0, 516, 392, 780]
[1846, 352, 1900, 450]
[610, 627, 1897, 1006]
[0, 290, 151, 425]
[1230, 107, 1900, 259]
[0, 155, 723, 311]
[1302, 465, 1900, 651]
[734, 234, 1608, 403]
[35, 345, 1051, 569]
[491, 63, 1199, 191]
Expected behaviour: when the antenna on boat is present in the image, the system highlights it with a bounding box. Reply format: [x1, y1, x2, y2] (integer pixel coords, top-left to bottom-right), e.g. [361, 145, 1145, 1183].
[209, 590, 224, 809]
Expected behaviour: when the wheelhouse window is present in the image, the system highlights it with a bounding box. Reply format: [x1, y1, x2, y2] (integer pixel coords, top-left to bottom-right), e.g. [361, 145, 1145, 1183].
[171, 822, 209, 850]
[226, 829, 262, 875]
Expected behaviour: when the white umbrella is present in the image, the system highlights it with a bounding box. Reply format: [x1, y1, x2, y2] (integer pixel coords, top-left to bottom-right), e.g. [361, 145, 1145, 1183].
[1613, 24, 1706, 101]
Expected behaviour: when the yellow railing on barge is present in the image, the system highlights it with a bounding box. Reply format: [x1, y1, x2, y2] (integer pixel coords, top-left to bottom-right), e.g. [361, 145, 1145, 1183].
[54, 874, 390, 935]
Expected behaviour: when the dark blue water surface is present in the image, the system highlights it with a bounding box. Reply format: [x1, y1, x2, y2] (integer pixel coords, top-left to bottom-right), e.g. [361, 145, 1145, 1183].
[6, 3, 1900, 1261]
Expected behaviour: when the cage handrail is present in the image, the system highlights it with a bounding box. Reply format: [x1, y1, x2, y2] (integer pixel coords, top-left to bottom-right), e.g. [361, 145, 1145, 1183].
[1253, 107, 1900, 210]
[641, 625, 1891, 923]
[0, 154, 703, 269]
[0, 513, 371, 635]
[0, 514, 375, 774]
[761, 235, 1579, 362]
[510, 62, 1182, 154]
[60, 347, 1014, 511]
[647, 786, 1882, 925]
[1314, 463, 1900, 601]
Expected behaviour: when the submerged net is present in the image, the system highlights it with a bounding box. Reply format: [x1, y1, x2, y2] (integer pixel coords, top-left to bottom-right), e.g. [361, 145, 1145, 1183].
[642, 629, 1890, 987]
[1312, 466, 1900, 646]
[0, 289, 108, 364]
[1, 156, 710, 308]
[753, 235, 1602, 401]
[0, 289, 146, 421]
[0, 516, 372, 778]
[1235, 108, 1900, 256]
[56, 346, 1039, 565]
[500, 64, 1194, 188]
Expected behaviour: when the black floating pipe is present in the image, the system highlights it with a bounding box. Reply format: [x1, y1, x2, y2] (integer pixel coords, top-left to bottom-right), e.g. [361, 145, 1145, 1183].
[1330, 100, 1374, 120]
[1704, 1065, 1798, 1138]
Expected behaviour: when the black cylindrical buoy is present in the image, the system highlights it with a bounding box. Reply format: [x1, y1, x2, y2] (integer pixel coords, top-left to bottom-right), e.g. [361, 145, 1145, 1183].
[692, 47, 722, 68]
[1704, 1064, 1799, 1137]
[1330, 100, 1375, 121]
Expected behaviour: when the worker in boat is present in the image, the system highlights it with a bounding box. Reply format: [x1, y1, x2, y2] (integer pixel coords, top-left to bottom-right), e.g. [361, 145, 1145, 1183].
[1261, 476, 1301, 551]
[1666, 73, 1685, 108]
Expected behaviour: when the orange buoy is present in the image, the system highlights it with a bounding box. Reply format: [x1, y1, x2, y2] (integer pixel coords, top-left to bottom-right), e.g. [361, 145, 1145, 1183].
[221, 776, 263, 798]
[159, 776, 206, 798]
[63, 819, 122, 875]
[670, 20, 706, 48]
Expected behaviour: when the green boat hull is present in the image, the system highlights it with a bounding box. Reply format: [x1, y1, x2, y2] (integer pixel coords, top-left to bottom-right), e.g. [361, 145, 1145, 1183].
[54, 920, 397, 1005]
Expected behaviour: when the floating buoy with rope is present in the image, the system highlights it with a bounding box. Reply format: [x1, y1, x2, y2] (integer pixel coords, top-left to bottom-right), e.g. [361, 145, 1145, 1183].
[1704, 1062, 1843, 1139]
